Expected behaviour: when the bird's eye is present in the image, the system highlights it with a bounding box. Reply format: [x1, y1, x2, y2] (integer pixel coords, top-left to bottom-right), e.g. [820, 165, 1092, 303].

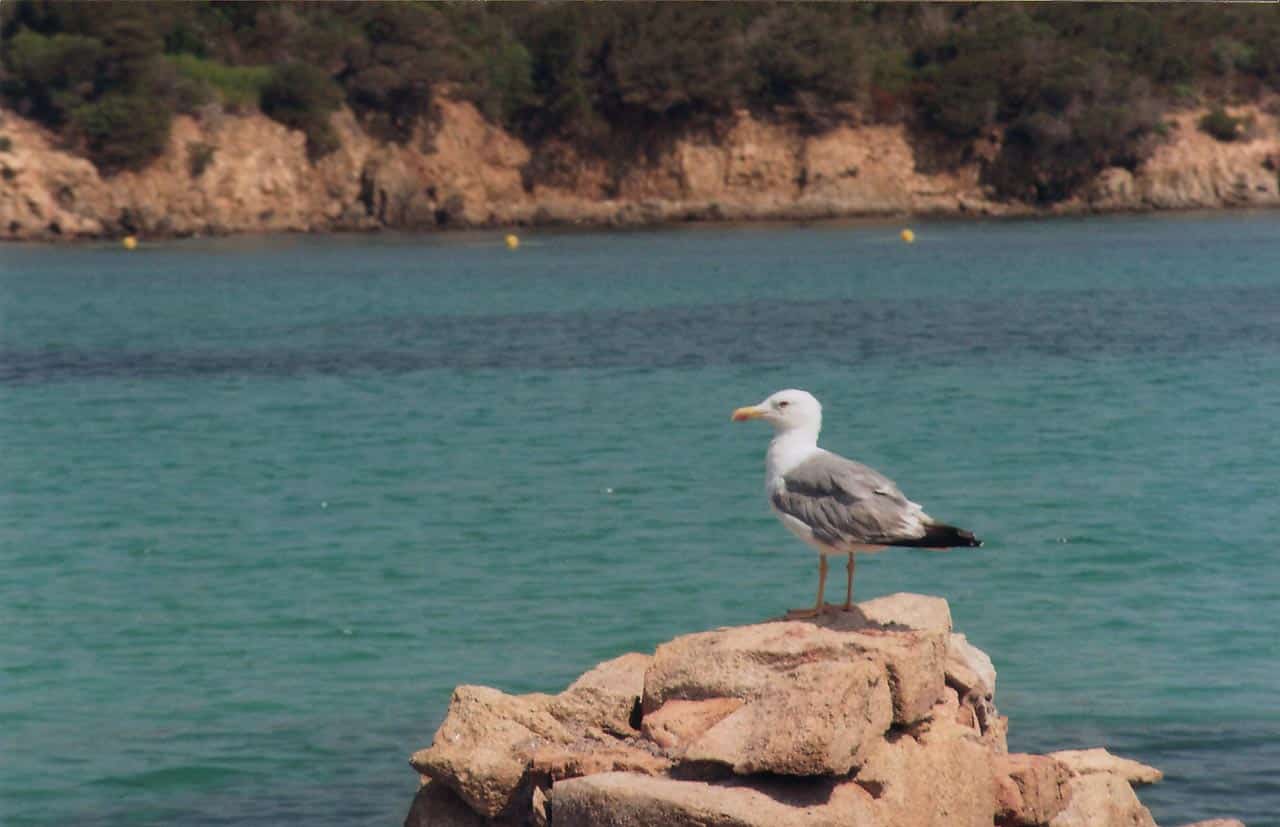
[777, 400, 790, 408]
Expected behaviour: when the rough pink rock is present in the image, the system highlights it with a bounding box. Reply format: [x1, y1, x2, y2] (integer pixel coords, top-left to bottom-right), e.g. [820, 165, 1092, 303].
[642, 612, 944, 726]
[683, 659, 893, 775]
[994, 753, 1074, 826]
[640, 698, 744, 750]
[854, 723, 996, 827]
[528, 741, 671, 781]
[1049, 748, 1164, 786]
[859, 592, 953, 633]
[1048, 773, 1157, 827]
[551, 771, 882, 827]
[403, 779, 487, 827]
[947, 632, 997, 696]
[409, 686, 571, 817]
[550, 652, 651, 737]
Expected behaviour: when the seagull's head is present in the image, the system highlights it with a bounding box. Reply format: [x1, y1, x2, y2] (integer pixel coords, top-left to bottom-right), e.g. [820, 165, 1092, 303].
[732, 389, 822, 434]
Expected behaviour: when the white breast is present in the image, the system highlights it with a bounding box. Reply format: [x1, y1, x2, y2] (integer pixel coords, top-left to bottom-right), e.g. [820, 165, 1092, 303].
[763, 433, 824, 552]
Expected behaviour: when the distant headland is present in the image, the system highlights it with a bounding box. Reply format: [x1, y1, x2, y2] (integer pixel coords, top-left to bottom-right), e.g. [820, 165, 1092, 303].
[3, 4, 1280, 241]
[4, 98, 1279, 243]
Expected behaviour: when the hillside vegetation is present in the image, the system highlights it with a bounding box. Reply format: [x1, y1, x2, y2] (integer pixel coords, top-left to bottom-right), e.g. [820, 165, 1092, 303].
[3, 2, 1279, 203]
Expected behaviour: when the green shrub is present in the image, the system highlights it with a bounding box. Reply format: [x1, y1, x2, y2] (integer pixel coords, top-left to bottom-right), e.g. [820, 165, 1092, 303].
[1199, 107, 1244, 141]
[338, 4, 478, 142]
[866, 47, 912, 121]
[519, 7, 596, 139]
[603, 5, 748, 120]
[916, 61, 999, 140]
[260, 62, 342, 159]
[477, 38, 534, 125]
[167, 54, 271, 109]
[71, 93, 172, 172]
[1210, 38, 1255, 76]
[1, 29, 104, 125]
[747, 7, 862, 112]
[980, 50, 1159, 203]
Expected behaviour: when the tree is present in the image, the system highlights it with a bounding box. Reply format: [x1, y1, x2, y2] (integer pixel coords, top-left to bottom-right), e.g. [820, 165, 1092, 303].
[260, 61, 342, 158]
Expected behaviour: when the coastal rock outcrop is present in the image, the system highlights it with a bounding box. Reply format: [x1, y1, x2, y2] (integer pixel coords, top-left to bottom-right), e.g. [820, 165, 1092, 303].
[3, 101, 1279, 241]
[403, 593, 1215, 827]
[1084, 108, 1280, 212]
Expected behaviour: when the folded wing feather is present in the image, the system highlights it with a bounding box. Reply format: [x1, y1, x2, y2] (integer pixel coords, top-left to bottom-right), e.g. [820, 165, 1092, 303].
[771, 450, 930, 547]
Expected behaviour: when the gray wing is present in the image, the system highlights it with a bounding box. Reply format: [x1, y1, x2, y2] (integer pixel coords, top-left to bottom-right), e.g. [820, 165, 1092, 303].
[771, 450, 929, 547]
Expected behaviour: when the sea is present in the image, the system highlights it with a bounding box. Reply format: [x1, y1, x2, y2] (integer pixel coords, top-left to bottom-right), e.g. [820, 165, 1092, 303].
[2, 214, 1277, 826]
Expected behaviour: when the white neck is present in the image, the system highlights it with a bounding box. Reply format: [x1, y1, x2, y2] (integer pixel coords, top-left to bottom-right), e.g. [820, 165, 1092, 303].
[765, 427, 821, 481]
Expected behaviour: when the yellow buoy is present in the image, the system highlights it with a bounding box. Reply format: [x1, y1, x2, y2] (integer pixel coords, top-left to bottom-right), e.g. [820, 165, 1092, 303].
[122, 235, 138, 250]
[900, 228, 915, 244]
[505, 233, 520, 250]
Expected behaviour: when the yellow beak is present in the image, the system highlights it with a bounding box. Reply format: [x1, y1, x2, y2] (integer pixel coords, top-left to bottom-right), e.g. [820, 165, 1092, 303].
[731, 405, 766, 422]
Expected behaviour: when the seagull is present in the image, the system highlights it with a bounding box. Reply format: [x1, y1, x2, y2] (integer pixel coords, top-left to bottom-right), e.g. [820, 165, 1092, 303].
[732, 389, 981, 617]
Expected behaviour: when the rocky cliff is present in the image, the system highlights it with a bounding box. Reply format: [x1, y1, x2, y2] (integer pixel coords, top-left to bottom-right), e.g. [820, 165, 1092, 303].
[403, 593, 1242, 827]
[2, 101, 1278, 242]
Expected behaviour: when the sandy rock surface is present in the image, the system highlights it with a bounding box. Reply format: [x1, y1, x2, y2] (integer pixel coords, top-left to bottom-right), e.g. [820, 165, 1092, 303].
[1050, 747, 1165, 786]
[641, 610, 946, 727]
[551, 772, 879, 827]
[409, 686, 571, 817]
[995, 752, 1074, 826]
[1048, 772, 1159, 827]
[640, 698, 743, 750]
[681, 658, 893, 775]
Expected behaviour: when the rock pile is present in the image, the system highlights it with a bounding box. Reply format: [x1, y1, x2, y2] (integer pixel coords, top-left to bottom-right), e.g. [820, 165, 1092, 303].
[404, 593, 1231, 827]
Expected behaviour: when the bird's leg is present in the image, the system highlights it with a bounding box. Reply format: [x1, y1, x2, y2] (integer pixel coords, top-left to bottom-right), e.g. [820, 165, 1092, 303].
[843, 553, 856, 611]
[787, 556, 829, 619]
[816, 554, 828, 612]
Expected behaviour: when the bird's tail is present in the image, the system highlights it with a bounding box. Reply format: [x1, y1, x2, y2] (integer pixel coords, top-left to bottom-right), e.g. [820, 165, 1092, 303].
[891, 523, 983, 549]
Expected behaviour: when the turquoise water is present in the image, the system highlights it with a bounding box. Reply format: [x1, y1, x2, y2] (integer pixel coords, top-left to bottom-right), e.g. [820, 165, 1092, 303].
[2, 216, 1278, 826]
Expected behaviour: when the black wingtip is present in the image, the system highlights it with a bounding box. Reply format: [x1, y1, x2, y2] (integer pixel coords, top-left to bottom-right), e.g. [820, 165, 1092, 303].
[891, 523, 983, 549]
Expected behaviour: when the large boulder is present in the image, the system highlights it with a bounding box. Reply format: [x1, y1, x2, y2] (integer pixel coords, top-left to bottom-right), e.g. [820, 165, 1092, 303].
[859, 592, 952, 633]
[528, 740, 671, 782]
[947, 632, 997, 697]
[640, 698, 744, 751]
[411, 653, 655, 819]
[551, 771, 881, 827]
[403, 780, 488, 827]
[1049, 748, 1164, 786]
[1048, 773, 1157, 827]
[855, 719, 996, 827]
[994, 753, 1074, 826]
[410, 686, 571, 817]
[642, 615, 945, 727]
[682, 659, 893, 775]
[550, 653, 651, 737]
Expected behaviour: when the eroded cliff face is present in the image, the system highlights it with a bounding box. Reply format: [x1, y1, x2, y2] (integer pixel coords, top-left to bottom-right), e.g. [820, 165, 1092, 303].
[1084, 109, 1280, 210]
[1, 100, 1277, 241]
[401, 593, 1236, 827]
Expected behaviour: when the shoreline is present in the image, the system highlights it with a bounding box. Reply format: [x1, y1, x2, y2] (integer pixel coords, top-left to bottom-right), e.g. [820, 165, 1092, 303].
[4, 100, 1278, 244]
[3, 202, 1277, 248]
